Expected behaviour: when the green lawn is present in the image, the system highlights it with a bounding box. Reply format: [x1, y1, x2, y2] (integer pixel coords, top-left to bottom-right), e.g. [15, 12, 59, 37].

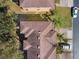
[55, 7, 71, 17]
[20, 14, 47, 21]
[6, 1, 22, 14]
[6, 1, 47, 21]
[56, 0, 60, 3]
[54, 7, 72, 28]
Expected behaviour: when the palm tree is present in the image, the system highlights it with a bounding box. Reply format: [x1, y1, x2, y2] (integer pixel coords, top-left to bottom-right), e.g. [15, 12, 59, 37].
[57, 33, 69, 52]
[56, 33, 70, 59]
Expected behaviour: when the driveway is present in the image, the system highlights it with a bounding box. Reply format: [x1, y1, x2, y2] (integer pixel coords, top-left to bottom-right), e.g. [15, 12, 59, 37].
[56, 0, 73, 7]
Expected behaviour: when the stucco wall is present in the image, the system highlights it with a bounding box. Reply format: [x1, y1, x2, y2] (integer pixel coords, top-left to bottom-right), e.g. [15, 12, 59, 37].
[20, 7, 52, 14]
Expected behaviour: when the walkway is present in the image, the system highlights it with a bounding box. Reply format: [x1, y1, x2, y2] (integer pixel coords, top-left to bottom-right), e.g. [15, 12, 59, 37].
[56, 0, 73, 7]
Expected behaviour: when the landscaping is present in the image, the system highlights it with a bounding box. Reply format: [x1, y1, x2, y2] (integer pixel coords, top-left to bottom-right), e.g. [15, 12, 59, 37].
[0, 0, 72, 59]
[55, 7, 71, 18]
[0, 1, 23, 59]
[55, 7, 72, 28]
[42, 6, 72, 28]
[6, 0, 21, 14]
[56, 0, 60, 3]
[19, 14, 47, 21]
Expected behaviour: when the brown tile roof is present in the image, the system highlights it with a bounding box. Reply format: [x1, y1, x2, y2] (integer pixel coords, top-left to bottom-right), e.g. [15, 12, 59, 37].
[45, 30, 56, 37]
[20, 21, 51, 32]
[20, 0, 55, 8]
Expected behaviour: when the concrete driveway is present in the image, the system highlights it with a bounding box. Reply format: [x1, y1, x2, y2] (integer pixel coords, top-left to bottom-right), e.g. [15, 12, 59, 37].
[56, 0, 73, 7]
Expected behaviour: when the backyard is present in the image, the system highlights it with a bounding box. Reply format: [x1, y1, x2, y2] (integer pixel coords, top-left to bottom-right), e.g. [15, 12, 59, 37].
[19, 14, 47, 21]
[56, 7, 71, 18]
[56, 0, 60, 3]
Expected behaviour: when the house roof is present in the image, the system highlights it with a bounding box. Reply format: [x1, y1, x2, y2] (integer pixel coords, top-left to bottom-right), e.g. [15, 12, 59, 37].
[20, 0, 55, 8]
[20, 21, 51, 32]
[45, 30, 56, 37]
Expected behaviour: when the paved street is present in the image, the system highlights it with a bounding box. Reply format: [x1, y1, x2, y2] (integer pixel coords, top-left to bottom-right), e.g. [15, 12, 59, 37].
[73, 13, 79, 59]
[74, 0, 79, 7]
[73, 0, 79, 59]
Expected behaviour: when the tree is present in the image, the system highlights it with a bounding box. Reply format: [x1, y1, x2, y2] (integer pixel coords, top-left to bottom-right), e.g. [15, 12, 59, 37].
[56, 33, 68, 54]
[0, 1, 23, 59]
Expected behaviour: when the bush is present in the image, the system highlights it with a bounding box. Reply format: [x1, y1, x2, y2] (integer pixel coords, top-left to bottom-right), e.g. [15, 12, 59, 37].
[0, 6, 23, 59]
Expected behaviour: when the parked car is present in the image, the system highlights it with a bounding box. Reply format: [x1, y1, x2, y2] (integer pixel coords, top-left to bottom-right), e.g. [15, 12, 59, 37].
[71, 7, 78, 18]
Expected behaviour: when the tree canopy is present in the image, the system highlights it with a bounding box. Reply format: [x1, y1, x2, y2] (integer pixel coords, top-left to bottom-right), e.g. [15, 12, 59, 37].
[0, 0, 23, 59]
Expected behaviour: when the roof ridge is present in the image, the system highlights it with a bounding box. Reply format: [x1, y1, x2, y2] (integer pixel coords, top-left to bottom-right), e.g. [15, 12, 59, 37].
[25, 29, 35, 37]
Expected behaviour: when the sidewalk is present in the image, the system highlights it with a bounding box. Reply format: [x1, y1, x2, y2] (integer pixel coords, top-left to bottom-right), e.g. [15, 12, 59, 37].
[56, 0, 73, 7]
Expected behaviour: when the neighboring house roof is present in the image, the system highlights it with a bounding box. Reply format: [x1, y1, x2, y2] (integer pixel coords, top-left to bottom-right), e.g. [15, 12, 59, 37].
[18, 14, 45, 21]
[45, 30, 57, 45]
[20, 0, 55, 8]
[45, 30, 56, 37]
[23, 40, 32, 50]
[20, 21, 56, 59]
[20, 21, 51, 32]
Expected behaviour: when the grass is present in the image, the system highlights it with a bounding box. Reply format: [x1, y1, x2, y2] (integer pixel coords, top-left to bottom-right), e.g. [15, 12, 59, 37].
[55, 7, 71, 17]
[56, 0, 60, 3]
[6, 1, 72, 26]
[54, 7, 72, 28]
[6, 1, 48, 21]
[6, 1, 22, 14]
[19, 14, 47, 21]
